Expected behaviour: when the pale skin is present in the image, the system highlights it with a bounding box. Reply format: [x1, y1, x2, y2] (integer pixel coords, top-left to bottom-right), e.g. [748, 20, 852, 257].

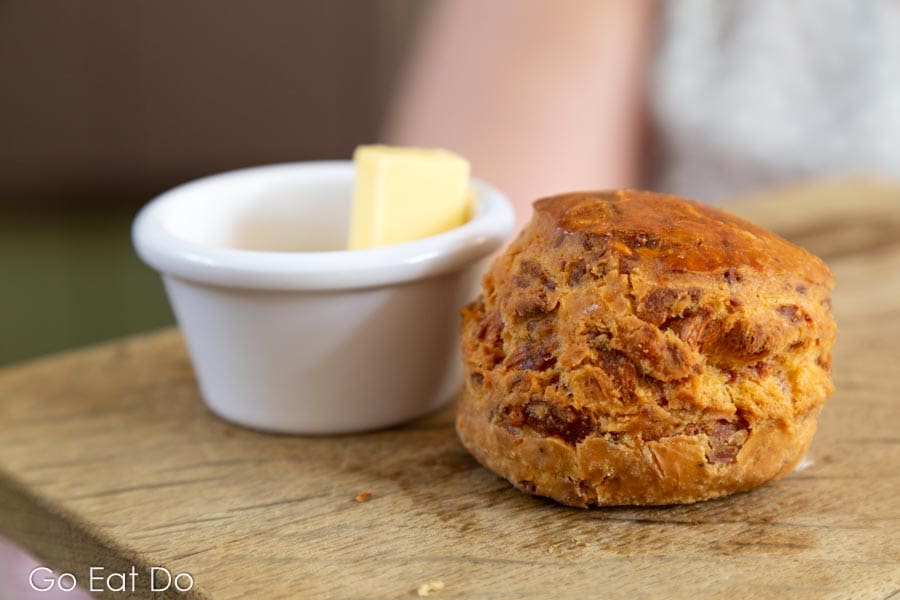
[385, 0, 656, 231]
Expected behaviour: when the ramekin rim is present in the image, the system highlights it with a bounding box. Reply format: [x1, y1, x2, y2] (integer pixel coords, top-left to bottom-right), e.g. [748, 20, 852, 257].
[132, 161, 514, 290]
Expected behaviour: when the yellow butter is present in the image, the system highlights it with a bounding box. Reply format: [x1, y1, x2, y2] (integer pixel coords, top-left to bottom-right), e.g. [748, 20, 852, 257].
[348, 145, 471, 249]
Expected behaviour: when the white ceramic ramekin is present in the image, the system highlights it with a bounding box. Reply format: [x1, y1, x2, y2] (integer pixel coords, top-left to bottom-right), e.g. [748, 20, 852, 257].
[132, 161, 513, 434]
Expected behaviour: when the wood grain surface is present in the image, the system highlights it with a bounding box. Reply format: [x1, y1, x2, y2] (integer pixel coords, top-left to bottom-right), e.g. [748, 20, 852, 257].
[1, 180, 899, 599]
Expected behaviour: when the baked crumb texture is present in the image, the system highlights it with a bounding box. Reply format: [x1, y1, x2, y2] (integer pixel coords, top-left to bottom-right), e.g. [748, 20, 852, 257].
[457, 190, 836, 507]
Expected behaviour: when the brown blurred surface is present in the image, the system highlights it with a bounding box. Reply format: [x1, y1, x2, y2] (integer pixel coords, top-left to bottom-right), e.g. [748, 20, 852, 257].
[0, 0, 419, 207]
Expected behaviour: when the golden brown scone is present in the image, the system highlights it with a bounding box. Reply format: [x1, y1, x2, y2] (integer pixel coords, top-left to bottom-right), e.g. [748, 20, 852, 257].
[457, 190, 836, 507]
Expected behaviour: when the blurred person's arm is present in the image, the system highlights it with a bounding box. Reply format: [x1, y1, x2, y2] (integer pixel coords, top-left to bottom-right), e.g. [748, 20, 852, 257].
[386, 0, 656, 230]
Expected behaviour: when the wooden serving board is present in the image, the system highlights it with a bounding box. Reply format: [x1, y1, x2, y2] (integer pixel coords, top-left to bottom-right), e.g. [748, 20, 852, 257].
[1, 180, 899, 599]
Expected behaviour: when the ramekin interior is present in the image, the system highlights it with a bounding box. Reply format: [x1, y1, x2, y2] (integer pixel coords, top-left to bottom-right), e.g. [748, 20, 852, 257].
[133, 161, 513, 290]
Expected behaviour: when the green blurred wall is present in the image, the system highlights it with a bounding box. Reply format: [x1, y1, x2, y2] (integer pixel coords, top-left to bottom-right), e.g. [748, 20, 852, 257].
[0, 208, 174, 365]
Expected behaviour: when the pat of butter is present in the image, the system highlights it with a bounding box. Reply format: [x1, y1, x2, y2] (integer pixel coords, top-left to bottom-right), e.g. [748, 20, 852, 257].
[348, 145, 471, 249]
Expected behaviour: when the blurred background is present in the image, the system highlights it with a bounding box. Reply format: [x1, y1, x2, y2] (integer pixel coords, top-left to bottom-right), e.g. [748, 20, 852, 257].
[0, 1, 421, 364]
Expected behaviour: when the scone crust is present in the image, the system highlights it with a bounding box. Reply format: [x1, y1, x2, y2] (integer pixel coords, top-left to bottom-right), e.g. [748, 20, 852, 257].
[457, 190, 836, 507]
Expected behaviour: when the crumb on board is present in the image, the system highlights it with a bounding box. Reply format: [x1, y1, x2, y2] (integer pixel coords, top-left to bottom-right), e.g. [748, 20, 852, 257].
[794, 454, 814, 472]
[354, 491, 373, 503]
[417, 581, 445, 596]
